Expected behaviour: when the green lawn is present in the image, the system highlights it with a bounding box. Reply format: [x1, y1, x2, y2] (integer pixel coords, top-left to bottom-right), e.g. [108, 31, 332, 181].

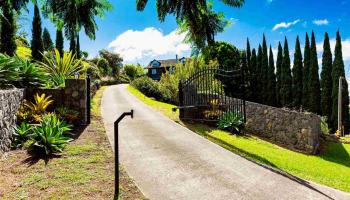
[127, 85, 350, 193]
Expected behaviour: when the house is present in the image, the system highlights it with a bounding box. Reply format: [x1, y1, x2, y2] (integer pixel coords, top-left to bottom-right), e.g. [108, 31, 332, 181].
[145, 55, 186, 80]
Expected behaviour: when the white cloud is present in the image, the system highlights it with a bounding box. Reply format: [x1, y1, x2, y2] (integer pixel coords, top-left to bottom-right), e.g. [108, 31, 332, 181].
[108, 27, 191, 64]
[272, 19, 300, 31]
[316, 37, 350, 64]
[312, 19, 329, 26]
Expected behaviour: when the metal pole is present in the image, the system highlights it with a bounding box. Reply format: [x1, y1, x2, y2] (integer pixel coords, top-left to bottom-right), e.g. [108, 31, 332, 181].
[338, 77, 344, 136]
[114, 110, 134, 200]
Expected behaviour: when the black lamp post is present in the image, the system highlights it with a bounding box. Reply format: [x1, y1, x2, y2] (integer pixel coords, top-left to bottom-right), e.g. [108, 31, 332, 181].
[114, 110, 134, 200]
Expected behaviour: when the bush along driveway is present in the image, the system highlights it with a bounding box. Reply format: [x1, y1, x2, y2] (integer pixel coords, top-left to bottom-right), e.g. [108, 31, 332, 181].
[100, 84, 350, 200]
[0, 86, 145, 200]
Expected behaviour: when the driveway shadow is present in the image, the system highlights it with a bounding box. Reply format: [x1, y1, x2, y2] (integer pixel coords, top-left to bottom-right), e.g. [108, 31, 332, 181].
[320, 142, 350, 168]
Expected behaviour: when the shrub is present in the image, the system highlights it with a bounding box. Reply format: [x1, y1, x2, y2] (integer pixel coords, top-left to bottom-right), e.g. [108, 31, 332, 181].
[124, 64, 144, 80]
[29, 114, 72, 155]
[12, 122, 33, 148]
[131, 76, 170, 102]
[217, 112, 244, 134]
[55, 106, 79, 124]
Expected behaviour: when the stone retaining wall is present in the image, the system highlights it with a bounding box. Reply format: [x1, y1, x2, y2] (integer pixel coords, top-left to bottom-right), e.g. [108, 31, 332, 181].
[181, 93, 322, 154]
[0, 89, 24, 154]
[26, 79, 88, 124]
[245, 101, 321, 154]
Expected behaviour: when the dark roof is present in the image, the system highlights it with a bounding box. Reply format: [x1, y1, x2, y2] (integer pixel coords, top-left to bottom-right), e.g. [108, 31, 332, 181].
[158, 59, 178, 67]
[145, 58, 186, 69]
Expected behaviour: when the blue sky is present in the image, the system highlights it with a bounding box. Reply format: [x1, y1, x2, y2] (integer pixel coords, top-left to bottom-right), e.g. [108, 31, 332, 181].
[21, 0, 350, 68]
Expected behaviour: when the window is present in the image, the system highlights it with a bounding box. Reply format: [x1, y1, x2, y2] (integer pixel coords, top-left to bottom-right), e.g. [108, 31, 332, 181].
[151, 61, 160, 67]
[151, 69, 157, 75]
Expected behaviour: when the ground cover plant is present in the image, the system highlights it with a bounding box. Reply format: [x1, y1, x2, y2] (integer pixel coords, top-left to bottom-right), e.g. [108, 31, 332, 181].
[127, 85, 350, 192]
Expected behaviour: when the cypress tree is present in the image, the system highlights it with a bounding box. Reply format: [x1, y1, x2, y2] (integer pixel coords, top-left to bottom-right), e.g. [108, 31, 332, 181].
[246, 38, 251, 70]
[261, 35, 269, 104]
[250, 49, 258, 102]
[246, 39, 252, 100]
[56, 29, 64, 56]
[331, 30, 350, 134]
[267, 46, 277, 106]
[43, 28, 54, 51]
[276, 42, 283, 106]
[292, 36, 303, 109]
[0, 0, 16, 56]
[302, 33, 311, 110]
[308, 31, 321, 114]
[256, 45, 263, 103]
[31, 4, 44, 61]
[280, 37, 292, 107]
[320, 32, 333, 124]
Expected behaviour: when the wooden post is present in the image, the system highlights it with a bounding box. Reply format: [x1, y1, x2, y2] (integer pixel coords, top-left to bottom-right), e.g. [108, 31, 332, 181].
[338, 77, 344, 136]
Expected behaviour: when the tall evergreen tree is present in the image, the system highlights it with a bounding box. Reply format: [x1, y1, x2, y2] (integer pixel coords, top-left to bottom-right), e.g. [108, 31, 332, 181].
[246, 38, 251, 69]
[31, 3, 44, 61]
[302, 33, 311, 110]
[320, 32, 333, 124]
[308, 31, 321, 114]
[246, 39, 252, 100]
[331, 30, 350, 134]
[261, 35, 269, 104]
[56, 29, 64, 56]
[0, 0, 17, 56]
[256, 45, 263, 103]
[276, 42, 283, 106]
[250, 49, 258, 102]
[292, 36, 303, 109]
[266, 46, 277, 106]
[280, 37, 292, 107]
[43, 28, 54, 51]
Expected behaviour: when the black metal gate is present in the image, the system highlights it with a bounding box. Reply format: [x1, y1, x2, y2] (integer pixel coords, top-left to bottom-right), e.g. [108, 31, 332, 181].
[178, 67, 246, 123]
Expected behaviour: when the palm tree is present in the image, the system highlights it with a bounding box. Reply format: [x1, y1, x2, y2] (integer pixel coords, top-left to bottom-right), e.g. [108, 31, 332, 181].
[42, 0, 112, 56]
[137, 0, 244, 50]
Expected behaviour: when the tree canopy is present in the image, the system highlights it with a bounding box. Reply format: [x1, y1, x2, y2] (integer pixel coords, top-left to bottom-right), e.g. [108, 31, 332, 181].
[137, 0, 244, 51]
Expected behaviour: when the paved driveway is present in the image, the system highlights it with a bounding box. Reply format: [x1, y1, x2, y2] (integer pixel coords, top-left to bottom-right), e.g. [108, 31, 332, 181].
[101, 84, 350, 200]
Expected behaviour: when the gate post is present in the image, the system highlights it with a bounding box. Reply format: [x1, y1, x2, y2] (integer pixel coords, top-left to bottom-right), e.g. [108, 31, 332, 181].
[178, 80, 184, 119]
[86, 74, 91, 125]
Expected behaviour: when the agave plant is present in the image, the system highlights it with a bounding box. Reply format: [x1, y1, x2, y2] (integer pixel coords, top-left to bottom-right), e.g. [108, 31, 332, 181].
[12, 122, 33, 148]
[0, 54, 19, 87]
[13, 55, 48, 87]
[217, 112, 244, 134]
[39, 49, 85, 87]
[29, 114, 72, 155]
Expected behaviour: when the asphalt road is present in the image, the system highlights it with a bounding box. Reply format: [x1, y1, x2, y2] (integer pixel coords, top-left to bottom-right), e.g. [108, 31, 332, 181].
[101, 84, 350, 200]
